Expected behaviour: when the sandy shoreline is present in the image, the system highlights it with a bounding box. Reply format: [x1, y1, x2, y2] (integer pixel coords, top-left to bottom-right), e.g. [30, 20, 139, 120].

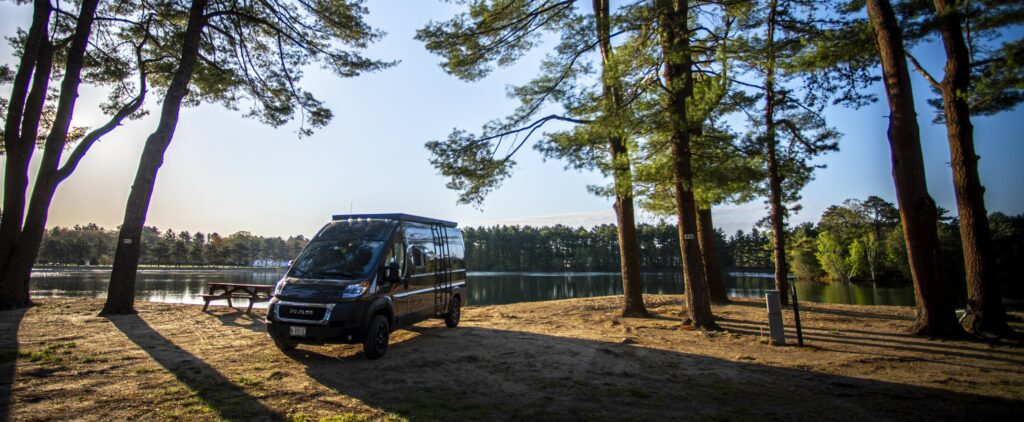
[2, 295, 1022, 421]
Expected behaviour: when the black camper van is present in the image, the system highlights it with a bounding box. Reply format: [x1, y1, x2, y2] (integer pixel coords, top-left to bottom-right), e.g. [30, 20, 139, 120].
[265, 214, 466, 359]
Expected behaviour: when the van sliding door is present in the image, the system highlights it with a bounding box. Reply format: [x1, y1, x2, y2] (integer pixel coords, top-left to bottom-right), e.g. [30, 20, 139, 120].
[403, 223, 436, 318]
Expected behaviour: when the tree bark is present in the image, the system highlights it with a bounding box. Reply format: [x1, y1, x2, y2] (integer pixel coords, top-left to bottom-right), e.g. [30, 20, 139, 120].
[656, 0, 718, 330]
[1, 0, 101, 306]
[697, 208, 729, 303]
[764, 0, 789, 306]
[0, 0, 53, 310]
[102, 0, 208, 315]
[931, 0, 1012, 337]
[866, 0, 962, 337]
[594, 0, 649, 318]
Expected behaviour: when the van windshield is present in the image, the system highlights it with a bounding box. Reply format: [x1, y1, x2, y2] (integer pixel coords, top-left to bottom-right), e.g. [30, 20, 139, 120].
[288, 220, 393, 280]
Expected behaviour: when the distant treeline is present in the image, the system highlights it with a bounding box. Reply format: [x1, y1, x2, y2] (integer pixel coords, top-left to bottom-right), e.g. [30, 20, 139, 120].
[464, 224, 698, 272]
[461, 223, 768, 273]
[37, 224, 308, 267]
[464, 196, 1024, 286]
[37, 196, 1024, 288]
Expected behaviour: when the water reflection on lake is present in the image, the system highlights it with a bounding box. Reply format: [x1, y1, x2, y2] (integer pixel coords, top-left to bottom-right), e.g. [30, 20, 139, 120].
[466, 272, 917, 307]
[30, 268, 287, 307]
[29, 268, 918, 307]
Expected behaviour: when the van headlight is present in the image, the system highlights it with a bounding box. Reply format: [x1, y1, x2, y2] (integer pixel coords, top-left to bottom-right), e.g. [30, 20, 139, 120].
[341, 281, 369, 299]
[273, 279, 287, 296]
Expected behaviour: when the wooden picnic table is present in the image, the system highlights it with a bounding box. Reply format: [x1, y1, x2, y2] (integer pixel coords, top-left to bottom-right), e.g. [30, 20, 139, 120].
[201, 282, 274, 313]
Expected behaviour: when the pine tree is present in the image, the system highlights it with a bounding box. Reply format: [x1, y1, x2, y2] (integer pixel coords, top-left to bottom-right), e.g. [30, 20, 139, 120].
[102, 0, 391, 314]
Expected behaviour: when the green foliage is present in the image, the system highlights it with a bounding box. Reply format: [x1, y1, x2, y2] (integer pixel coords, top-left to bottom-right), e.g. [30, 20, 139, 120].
[727, 228, 774, 269]
[630, 8, 763, 213]
[818, 200, 869, 245]
[967, 38, 1024, 116]
[36, 224, 307, 266]
[454, 199, 1024, 285]
[884, 225, 911, 279]
[815, 197, 902, 282]
[781, 195, 1024, 285]
[836, 0, 1024, 121]
[989, 212, 1024, 288]
[416, 1, 576, 82]
[816, 231, 853, 282]
[0, 1, 148, 154]
[859, 196, 901, 231]
[463, 223, 685, 272]
[462, 220, 783, 273]
[920, 0, 1024, 120]
[847, 237, 867, 279]
[859, 231, 883, 281]
[120, 0, 393, 136]
[418, 1, 593, 206]
[787, 3, 880, 109]
[788, 223, 822, 280]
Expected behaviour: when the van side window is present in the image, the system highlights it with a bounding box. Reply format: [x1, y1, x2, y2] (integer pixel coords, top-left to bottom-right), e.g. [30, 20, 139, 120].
[402, 223, 436, 274]
[386, 240, 406, 274]
[409, 246, 426, 269]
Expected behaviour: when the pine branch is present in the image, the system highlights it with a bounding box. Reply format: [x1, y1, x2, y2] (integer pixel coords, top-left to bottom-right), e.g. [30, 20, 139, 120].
[905, 51, 941, 89]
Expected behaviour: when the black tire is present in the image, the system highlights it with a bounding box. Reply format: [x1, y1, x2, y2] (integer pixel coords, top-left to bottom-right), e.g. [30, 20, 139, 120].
[270, 332, 297, 352]
[363, 314, 390, 359]
[445, 296, 461, 328]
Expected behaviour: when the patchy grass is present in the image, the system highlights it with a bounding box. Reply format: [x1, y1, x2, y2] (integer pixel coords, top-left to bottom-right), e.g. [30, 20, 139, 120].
[21, 341, 78, 366]
[236, 376, 261, 386]
[134, 366, 159, 374]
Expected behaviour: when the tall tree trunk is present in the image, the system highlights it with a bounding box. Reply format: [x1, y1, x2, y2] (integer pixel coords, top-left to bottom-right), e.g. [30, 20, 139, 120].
[0, 0, 53, 310]
[102, 0, 208, 315]
[656, 0, 718, 330]
[2, 0, 101, 305]
[612, 167, 650, 317]
[931, 0, 1011, 337]
[594, 0, 649, 318]
[765, 0, 789, 306]
[866, 0, 962, 337]
[697, 208, 728, 303]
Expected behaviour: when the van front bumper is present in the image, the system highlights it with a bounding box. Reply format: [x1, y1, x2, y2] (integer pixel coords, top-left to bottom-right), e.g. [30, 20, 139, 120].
[266, 300, 371, 344]
[266, 319, 366, 344]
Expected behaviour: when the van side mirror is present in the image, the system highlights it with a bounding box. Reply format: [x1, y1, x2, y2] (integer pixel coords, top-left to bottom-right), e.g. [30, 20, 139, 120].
[385, 262, 402, 283]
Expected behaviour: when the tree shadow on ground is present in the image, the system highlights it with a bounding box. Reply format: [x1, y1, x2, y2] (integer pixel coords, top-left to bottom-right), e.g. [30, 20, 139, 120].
[288, 324, 1024, 421]
[0, 307, 29, 420]
[723, 299, 913, 321]
[108, 314, 282, 421]
[716, 317, 1024, 370]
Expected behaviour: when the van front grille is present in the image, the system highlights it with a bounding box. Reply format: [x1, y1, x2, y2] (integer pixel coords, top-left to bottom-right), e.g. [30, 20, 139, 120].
[277, 304, 327, 321]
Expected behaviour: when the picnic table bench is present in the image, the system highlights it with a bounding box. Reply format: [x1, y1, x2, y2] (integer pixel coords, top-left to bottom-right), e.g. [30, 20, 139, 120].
[201, 282, 274, 313]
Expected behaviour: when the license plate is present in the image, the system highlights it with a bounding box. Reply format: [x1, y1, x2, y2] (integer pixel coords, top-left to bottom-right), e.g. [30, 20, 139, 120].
[289, 325, 306, 337]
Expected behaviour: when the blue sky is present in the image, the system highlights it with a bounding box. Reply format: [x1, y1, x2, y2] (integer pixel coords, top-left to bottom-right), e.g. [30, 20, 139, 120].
[1, 1, 1021, 239]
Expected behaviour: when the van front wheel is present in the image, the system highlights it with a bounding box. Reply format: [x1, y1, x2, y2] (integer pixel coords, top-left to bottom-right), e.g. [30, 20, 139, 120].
[270, 332, 297, 352]
[363, 314, 390, 359]
[445, 296, 461, 328]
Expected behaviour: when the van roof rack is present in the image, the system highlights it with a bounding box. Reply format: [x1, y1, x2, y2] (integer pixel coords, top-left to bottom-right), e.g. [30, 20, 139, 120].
[331, 213, 458, 228]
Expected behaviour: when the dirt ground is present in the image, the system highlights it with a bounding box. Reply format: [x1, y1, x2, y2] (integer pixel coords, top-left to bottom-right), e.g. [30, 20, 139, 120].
[1, 295, 1022, 421]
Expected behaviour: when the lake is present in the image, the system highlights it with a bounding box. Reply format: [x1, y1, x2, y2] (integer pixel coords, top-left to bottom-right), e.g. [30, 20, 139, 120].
[28, 268, 919, 307]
